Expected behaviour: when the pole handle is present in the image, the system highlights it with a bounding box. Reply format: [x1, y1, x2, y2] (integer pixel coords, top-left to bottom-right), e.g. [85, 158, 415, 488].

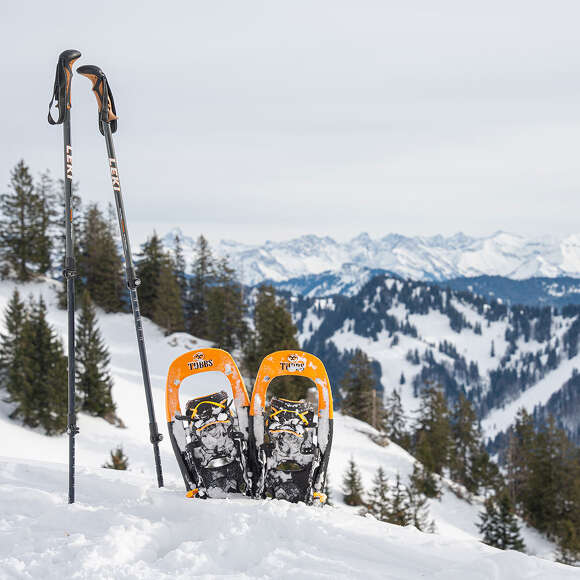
[48, 49, 82, 125]
[76, 65, 118, 134]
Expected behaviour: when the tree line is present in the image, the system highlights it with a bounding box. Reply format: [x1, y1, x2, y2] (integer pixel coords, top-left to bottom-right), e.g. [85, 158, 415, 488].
[339, 349, 579, 563]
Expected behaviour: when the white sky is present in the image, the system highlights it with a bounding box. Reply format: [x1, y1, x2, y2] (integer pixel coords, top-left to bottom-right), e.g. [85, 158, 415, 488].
[2, 0, 580, 245]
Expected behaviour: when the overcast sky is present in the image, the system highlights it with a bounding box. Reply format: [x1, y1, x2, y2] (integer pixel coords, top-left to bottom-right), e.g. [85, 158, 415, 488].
[2, 1, 580, 245]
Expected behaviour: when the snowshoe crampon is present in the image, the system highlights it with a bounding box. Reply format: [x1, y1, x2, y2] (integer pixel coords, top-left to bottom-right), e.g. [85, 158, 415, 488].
[249, 350, 333, 505]
[166, 348, 250, 498]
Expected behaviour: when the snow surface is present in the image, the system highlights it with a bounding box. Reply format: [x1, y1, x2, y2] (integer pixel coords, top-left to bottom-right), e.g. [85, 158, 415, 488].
[0, 280, 575, 578]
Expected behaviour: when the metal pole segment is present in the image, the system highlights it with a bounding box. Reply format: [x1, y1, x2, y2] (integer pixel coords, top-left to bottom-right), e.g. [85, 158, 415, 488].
[63, 114, 78, 504]
[101, 121, 164, 487]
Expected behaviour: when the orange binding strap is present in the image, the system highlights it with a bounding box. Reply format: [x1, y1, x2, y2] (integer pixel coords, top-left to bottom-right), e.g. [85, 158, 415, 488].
[166, 348, 249, 422]
[250, 350, 333, 419]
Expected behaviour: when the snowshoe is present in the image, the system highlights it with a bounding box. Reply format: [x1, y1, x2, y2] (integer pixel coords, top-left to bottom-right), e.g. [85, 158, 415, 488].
[249, 350, 333, 505]
[166, 348, 250, 498]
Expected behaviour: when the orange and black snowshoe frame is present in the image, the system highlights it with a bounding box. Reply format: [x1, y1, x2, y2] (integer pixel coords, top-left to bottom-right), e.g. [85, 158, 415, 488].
[248, 350, 334, 505]
[166, 348, 250, 497]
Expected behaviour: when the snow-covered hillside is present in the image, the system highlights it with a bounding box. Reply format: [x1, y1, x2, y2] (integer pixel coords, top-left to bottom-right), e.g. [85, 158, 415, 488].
[163, 229, 580, 287]
[0, 280, 572, 578]
[291, 275, 580, 446]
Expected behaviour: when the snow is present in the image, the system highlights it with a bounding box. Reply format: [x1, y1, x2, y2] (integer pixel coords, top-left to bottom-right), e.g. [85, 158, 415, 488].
[0, 280, 574, 578]
[3, 460, 577, 580]
[164, 229, 580, 287]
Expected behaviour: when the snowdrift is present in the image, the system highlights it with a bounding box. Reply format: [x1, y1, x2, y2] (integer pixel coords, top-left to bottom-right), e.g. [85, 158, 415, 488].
[1, 459, 577, 580]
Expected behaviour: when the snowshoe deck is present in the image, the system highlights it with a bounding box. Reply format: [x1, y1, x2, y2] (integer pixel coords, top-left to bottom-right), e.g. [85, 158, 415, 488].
[250, 351, 333, 505]
[166, 349, 250, 498]
[263, 398, 317, 502]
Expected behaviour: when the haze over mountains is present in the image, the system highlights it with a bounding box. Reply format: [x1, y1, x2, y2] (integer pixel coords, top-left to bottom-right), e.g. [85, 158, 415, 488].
[163, 229, 580, 289]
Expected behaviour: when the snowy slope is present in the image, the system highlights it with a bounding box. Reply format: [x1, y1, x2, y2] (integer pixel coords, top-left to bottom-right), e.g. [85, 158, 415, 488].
[0, 280, 571, 578]
[1, 459, 576, 580]
[163, 229, 580, 287]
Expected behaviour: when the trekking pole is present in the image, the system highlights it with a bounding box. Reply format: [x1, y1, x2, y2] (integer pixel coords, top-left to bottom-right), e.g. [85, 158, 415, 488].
[48, 49, 82, 504]
[77, 65, 164, 487]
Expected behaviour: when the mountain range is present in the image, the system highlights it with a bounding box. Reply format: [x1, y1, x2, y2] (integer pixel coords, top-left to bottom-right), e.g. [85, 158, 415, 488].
[163, 229, 580, 290]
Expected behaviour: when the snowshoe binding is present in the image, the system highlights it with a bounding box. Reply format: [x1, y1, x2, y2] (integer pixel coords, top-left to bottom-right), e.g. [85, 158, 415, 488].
[166, 349, 250, 498]
[249, 351, 333, 505]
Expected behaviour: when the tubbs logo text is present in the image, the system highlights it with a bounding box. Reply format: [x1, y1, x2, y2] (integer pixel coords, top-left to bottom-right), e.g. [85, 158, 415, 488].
[280, 354, 305, 372]
[188, 353, 214, 370]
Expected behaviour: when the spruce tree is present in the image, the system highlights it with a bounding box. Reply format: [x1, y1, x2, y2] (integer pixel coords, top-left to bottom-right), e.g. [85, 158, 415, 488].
[406, 467, 432, 531]
[206, 257, 246, 350]
[0, 161, 52, 280]
[342, 457, 365, 506]
[35, 170, 57, 276]
[478, 492, 525, 552]
[187, 234, 213, 337]
[413, 385, 451, 475]
[103, 446, 129, 470]
[388, 473, 411, 526]
[449, 394, 482, 493]
[340, 349, 378, 425]
[136, 232, 165, 320]
[362, 467, 391, 522]
[173, 233, 188, 307]
[246, 285, 304, 399]
[76, 291, 116, 418]
[78, 204, 124, 312]
[13, 297, 67, 435]
[152, 254, 185, 334]
[0, 289, 26, 380]
[409, 461, 440, 499]
[383, 388, 409, 448]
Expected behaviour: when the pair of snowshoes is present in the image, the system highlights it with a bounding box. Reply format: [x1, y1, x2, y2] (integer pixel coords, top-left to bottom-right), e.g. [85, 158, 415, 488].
[165, 349, 333, 505]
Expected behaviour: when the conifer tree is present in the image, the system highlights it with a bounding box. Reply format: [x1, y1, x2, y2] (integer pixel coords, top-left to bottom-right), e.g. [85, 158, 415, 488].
[388, 473, 411, 526]
[409, 461, 440, 499]
[76, 291, 116, 418]
[187, 234, 213, 337]
[152, 255, 185, 334]
[173, 233, 188, 307]
[35, 171, 57, 276]
[206, 257, 246, 350]
[246, 285, 303, 399]
[0, 161, 52, 280]
[478, 492, 525, 552]
[406, 467, 432, 531]
[78, 204, 124, 312]
[449, 393, 483, 493]
[413, 385, 451, 475]
[342, 457, 365, 506]
[136, 233, 184, 333]
[383, 388, 409, 448]
[103, 446, 129, 470]
[0, 289, 26, 381]
[362, 467, 391, 522]
[341, 349, 379, 425]
[136, 232, 165, 319]
[11, 297, 68, 435]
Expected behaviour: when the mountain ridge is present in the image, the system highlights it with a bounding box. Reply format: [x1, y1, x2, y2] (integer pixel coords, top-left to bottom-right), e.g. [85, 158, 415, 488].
[162, 229, 580, 289]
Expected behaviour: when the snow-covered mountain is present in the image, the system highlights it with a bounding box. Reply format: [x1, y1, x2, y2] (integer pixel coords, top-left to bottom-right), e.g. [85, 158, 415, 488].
[0, 280, 570, 577]
[163, 229, 580, 289]
[289, 274, 580, 447]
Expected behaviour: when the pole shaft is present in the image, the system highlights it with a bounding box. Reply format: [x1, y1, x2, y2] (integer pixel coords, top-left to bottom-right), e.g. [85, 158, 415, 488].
[63, 115, 77, 504]
[102, 122, 164, 487]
